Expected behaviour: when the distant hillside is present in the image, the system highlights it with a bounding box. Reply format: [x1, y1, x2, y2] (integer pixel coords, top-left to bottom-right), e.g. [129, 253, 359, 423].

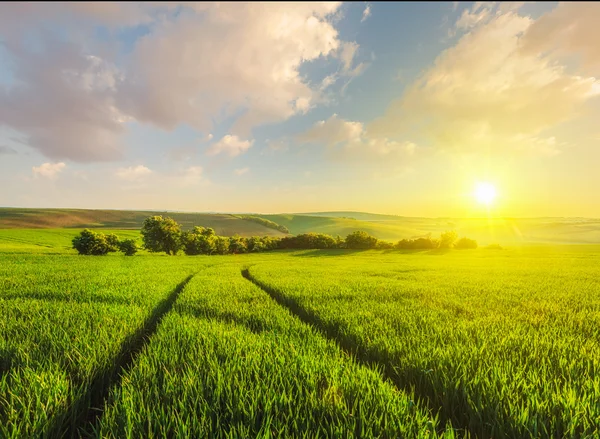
[1, 208, 599, 245]
[259, 214, 600, 245]
[0, 208, 287, 237]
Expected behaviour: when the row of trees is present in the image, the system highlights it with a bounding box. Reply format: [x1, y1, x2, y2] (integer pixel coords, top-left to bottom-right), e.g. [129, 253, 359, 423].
[72, 216, 478, 255]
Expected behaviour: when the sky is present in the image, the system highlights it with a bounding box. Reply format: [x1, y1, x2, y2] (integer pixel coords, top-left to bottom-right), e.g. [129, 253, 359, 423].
[1, 1, 599, 217]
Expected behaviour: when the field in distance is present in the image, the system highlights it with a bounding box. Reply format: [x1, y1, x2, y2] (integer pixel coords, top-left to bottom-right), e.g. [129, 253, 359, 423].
[2, 207, 600, 245]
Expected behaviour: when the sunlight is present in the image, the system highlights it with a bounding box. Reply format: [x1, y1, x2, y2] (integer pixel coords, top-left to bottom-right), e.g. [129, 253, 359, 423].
[474, 182, 497, 206]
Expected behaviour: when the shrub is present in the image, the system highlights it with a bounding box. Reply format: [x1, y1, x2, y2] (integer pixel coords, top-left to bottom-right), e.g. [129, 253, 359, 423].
[72, 229, 119, 255]
[118, 239, 139, 256]
[345, 231, 379, 249]
[182, 226, 217, 255]
[454, 237, 478, 249]
[439, 230, 458, 249]
[229, 235, 247, 254]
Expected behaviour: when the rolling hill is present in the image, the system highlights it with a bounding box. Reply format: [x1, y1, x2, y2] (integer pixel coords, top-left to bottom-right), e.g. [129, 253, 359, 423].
[0, 208, 287, 237]
[1, 208, 599, 245]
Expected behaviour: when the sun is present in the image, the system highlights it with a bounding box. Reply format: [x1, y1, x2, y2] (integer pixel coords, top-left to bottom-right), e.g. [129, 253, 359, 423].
[474, 182, 497, 206]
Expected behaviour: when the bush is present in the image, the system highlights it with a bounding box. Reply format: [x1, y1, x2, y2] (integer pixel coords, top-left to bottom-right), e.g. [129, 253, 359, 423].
[182, 226, 217, 255]
[454, 237, 478, 249]
[279, 233, 337, 249]
[395, 236, 439, 250]
[215, 236, 230, 254]
[72, 229, 119, 255]
[439, 230, 458, 249]
[229, 235, 247, 254]
[345, 231, 378, 249]
[118, 239, 139, 256]
[376, 240, 394, 250]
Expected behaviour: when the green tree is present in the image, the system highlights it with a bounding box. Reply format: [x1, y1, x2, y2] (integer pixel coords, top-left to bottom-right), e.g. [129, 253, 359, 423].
[141, 216, 182, 255]
[439, 230, 458, 249]
[215, 236, 231, 254]
[229, 235, 247, 254]
[118, 239, 139, 256]
[345, 231, 378, 249]
[72, 229, 118, 255]
[454, 237, 478, 249]
[182, 226, 217, 255]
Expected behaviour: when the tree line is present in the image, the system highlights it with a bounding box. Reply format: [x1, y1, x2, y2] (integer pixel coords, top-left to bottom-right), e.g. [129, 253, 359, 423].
[72, 215, 478, 256]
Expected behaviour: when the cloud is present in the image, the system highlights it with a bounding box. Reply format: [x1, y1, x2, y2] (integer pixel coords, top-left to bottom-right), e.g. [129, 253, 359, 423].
[361, 3, 372, 23]
[520, 3, 600, 76]
[181, 166, 205, 186]
[266, 138, 289, 152]
[32, 162, 66, 179]
[297, 114, 417, 159]
[206, 135, 254, 157]
[369, 8, 600, 158]
[115, 165, 152, 181]
[116, 3, 347, 137]
[454, 2, 495, 31]
[0, 145, 17, 155]
[0, 2, 356, 162]
[298, 114, 363, 147]
[0, 39, 125, 162]
[234, 167, 250, 176]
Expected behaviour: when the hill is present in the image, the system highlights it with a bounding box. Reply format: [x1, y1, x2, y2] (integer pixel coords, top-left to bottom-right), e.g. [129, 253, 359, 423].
[1, 208, 599, 245]
[0, 208, 287, 237]
[260, 214, 600, 245]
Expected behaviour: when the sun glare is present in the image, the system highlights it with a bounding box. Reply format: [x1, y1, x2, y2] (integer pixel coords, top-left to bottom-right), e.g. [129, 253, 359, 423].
[474, 182, 497, 206]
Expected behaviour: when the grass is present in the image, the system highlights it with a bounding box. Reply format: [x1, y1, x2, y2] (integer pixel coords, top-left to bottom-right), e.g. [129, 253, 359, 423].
[249, 246, 600, 438]
[1, 229, 599, 437]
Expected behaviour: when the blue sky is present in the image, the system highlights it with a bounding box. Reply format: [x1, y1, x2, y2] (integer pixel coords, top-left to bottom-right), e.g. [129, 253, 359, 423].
[1, 2, 598, 216]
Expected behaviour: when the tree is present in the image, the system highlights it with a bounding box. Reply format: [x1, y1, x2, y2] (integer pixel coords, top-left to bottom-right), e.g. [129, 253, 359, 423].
[118, 239, 139, 256]
[345, 231, 378, 249]
[182, 226, 217, 255]
[215, 236, 230, 254]
[72, 229, 118, 255]
[229, 235, 247, 254]
[439, 230, 458, 249]
[454, 237, 478, 249]
[141, 216, 182, 255]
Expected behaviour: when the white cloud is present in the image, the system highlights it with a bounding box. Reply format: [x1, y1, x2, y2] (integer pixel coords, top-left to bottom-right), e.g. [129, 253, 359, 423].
[369, 8, 600, 158]
[361, 3, 372, 23]
[297, 114, 417, 158]
[181, 166, 204, 186]
[298, 114, 363, 147]
[0, 2, 356, 162]
[206, 135, 254, 157]
[117, 3, 348, 138]
[115, 165, 152, 181]
[520, 3, 600, 77]
[32, 162, 66, 179]
[234, 167, 250, 176]
[266, 138, 289, 152]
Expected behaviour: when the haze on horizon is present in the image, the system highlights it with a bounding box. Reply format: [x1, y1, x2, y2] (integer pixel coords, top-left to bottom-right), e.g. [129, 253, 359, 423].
[1, 2, 599, 218]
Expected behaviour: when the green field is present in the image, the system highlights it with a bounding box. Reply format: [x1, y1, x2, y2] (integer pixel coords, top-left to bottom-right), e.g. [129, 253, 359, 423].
[1, 229, 599, 438]
[3, 208, 600, 245]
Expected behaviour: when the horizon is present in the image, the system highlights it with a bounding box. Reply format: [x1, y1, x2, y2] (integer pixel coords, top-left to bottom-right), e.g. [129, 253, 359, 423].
[1, 205, 599, 221]
[1, 2, 599, 217]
